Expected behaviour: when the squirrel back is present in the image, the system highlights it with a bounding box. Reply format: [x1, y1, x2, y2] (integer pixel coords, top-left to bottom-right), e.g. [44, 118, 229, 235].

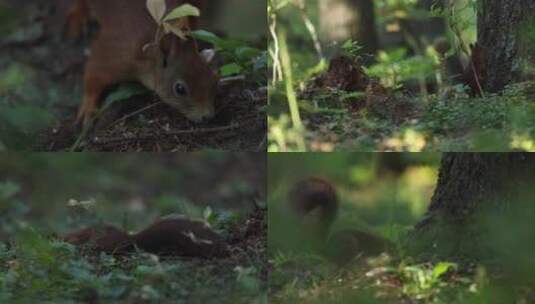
[133, 215, 228, 258]
[62, 215, 229, 258]
[66, 0, 218, 125]
[433, 38, 486, 96]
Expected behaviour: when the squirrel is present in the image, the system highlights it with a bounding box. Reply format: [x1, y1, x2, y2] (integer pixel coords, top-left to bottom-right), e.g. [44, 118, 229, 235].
[288, 177, 391, 265]
[62, 214, 229, 258]
[462, 43, 486, 97]
[433, 37, 486, 97]
[65, 0, 219, 125]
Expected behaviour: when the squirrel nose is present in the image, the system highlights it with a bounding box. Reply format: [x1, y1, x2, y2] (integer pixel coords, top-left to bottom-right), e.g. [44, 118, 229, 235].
[196, 107, 216, 123]
[189, 111, 214, 123]
[188, 103, 215, 123]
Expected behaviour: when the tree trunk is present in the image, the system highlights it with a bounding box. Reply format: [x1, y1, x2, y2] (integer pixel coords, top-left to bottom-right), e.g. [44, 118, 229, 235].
[413, 153, 535, 267]
[318, 0, 378, 63]
[477, 0, 535, 92]
[418, 153, 534, 226]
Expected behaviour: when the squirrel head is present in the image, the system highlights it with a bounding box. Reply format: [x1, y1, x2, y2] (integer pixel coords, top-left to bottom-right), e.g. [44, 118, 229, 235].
[144, 34, 219, 123]
[433, 37, 451, 57]
[288, 177, 339, 241]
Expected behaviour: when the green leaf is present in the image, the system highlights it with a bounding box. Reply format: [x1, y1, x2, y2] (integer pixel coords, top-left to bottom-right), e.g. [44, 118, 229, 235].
[163, 4, 200, 22]
[235, 46, 261, 61]
[432, 262, 455, 280]
[191, 30, 222, 46]
[220, 63, 242, 76]
[203, 206, 219, 226]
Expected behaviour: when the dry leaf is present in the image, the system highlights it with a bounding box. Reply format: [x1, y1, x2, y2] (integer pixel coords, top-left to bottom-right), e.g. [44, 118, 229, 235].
[146, 0, 167, 23]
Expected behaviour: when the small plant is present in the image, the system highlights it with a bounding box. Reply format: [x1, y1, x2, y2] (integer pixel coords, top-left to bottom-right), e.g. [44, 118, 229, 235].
[366, 48, 435, 89]
[192, 30, 267, 82]
[341, 40, 364, 61]
[400, 262, 457, 299]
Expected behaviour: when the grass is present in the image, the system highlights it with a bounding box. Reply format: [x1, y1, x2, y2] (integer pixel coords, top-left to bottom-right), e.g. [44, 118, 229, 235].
[269, 249, 531, 304]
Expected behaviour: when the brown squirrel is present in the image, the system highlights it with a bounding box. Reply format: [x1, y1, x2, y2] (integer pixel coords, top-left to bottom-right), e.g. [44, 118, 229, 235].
[462, 43, 487, 96]
[62, 215, 229, 258]
[65, 0, 218, 125]
[288, 177, 391, 264]
[433, 38, 486, 96]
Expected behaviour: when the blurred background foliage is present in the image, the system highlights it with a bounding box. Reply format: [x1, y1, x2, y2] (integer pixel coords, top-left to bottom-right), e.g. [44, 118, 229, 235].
[269, 0, 476, 84]
[0, 152, 265, 237]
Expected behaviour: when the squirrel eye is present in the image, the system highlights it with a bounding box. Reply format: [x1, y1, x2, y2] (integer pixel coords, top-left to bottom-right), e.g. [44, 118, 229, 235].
[173, 82, 188, 96]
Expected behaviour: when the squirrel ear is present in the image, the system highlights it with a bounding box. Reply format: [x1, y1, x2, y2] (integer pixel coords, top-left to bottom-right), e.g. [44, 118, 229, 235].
[200, 49, 216, 64]
[147, 34, 183, 67]
[143, 41, 169, 67]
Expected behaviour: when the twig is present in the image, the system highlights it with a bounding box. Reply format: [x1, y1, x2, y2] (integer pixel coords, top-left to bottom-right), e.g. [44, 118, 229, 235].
[90, 116, 263, 147]
[268, 4, 282, 85]
[257, 134, 267, 152]
[295, 0, 323, 60]
[220, 75, 246, 85]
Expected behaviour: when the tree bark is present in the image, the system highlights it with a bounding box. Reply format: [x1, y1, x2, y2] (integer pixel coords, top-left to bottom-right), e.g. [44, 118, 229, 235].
[318, 0, 378, 63]
[413, 153, 535, 262]
[477, 0, 535, 92]
[418, 153, 534, 226]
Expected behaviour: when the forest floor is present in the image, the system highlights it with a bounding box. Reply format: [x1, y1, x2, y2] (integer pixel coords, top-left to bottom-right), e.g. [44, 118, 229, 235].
[0, 154, 267, 303]
[268, 55, 535, 152]
[0, 205, 267, 303]
[0, 1, 266, 152]
[269, 251, 535, 304]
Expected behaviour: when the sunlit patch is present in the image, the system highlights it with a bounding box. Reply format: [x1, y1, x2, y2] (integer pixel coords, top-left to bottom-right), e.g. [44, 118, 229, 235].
[383, 129, 426, 151]
[511, 132, 535, 151]
[268, 115, 306, 152]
